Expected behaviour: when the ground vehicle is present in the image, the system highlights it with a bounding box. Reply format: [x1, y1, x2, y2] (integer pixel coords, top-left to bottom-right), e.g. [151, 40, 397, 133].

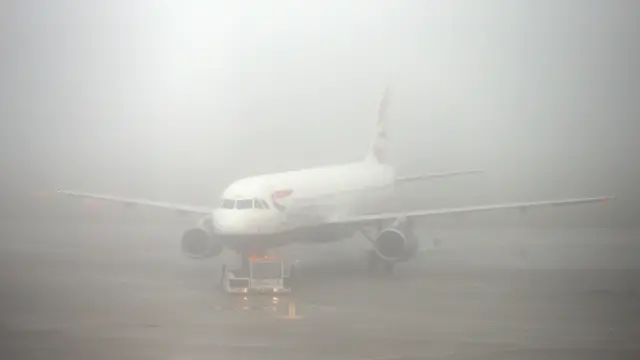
[221, 256, 294, 295]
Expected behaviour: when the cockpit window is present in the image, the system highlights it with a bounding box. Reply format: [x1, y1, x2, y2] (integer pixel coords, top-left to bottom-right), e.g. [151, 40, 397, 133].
[220, 199, 235, 209]
[221, 198, 269, 210]
[236, 199, 253, 210]
[253, 199, 264, 209]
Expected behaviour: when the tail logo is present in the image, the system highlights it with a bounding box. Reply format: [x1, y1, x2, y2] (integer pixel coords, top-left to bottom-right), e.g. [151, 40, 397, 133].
[369, 86, 390, 163]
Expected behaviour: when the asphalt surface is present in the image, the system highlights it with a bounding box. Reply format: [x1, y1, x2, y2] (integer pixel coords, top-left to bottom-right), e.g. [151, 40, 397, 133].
[1, 217, 639, 360]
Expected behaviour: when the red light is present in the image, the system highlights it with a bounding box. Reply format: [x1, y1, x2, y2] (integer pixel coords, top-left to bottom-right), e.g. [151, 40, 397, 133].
[248, 253, 274, 261]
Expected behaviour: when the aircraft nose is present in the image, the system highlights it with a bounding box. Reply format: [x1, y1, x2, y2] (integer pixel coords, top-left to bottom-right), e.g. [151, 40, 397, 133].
[213, 210, 246, 234]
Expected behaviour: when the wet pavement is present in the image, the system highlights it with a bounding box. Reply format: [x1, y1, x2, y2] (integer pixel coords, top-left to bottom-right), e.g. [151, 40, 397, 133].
[1, 217, 638, 359]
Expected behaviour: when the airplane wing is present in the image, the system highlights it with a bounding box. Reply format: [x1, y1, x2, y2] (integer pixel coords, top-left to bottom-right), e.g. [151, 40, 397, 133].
[396, 169, 483, 183]
[56, 190, 211, 214]
[328, 196, 612, 225]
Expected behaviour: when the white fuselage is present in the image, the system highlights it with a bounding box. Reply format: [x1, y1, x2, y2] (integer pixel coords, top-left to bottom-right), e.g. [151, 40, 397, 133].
[212, 161, 395, 235]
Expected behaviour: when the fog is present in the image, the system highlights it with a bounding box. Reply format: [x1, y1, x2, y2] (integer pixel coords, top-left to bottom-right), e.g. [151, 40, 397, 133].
[2, 3, 640, 359]
[1, 0, 638, 224]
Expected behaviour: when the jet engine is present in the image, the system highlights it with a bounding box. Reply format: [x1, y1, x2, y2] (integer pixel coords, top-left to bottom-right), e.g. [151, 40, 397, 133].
[180, 215, 223, 259]
[373, 217, 419, 262]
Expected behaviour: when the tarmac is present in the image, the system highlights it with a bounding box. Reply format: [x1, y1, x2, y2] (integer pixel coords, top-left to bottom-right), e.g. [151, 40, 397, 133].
[1, 212, 639, 360]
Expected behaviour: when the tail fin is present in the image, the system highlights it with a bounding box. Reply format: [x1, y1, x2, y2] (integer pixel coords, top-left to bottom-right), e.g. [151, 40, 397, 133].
[366, 86, 391, 164]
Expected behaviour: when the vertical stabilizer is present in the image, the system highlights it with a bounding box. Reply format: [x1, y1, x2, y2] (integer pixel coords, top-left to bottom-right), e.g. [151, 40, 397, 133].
[366, 86, 391, 164]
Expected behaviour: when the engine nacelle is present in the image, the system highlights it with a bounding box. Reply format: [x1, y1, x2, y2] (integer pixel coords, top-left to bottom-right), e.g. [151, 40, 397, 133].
[374, 217, 419, 262]
[180, 215, 223, 259]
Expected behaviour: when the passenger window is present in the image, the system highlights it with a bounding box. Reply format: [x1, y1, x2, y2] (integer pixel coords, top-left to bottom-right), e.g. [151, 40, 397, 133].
[254, 199, 264, 209]
[220, 199, 235, 209]
[236, 199, 253, 210]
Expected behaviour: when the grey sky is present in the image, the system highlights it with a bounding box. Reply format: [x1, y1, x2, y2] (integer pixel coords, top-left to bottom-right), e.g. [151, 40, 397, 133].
[1, 1, 637, 222]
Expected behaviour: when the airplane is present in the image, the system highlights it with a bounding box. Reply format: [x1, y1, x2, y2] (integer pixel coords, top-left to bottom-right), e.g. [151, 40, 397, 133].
[57, 87, 612, 274]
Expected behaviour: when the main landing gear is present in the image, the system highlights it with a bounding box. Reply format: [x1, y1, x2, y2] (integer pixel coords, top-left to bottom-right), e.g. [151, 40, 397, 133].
[366, 250, 395, 276]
